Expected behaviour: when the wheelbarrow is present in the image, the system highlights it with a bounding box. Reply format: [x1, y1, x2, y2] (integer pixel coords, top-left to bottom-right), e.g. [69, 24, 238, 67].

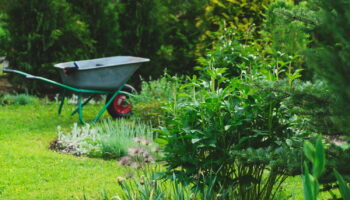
[3, 56, 150, 124]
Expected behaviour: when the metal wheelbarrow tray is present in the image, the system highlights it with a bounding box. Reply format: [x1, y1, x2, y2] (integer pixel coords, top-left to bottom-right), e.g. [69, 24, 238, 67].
[3, 56, 150, 124]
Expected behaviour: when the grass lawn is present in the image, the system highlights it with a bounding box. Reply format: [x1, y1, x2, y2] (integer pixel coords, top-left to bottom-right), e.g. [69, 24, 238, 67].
[0, 101, 336, 200]
[0, 102, 126, 200]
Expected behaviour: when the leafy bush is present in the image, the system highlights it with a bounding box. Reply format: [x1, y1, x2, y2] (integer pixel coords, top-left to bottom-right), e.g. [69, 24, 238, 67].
[197, 26, 265, 77]
[0, 93, 39, 105]
[131, 74, 181, 127]
[54, 119, 156, 159]
[195, 0, 273, 57]
[197, 24, 304, 84]
[157, 68, 305, 199]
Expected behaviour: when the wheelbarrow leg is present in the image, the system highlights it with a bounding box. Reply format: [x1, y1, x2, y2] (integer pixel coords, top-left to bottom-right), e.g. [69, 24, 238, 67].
[92, 84, 125, 124]
[71, 96, 94, 116]
[58, 90, 66, 115]
[77, 95, 85, 125]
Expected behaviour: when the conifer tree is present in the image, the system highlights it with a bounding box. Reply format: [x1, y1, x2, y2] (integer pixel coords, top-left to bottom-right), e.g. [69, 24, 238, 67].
[306, 0, 350, 134]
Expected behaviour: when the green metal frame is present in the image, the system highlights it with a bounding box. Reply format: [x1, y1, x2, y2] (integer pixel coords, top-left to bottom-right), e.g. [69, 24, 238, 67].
[3, 69, 133, 124]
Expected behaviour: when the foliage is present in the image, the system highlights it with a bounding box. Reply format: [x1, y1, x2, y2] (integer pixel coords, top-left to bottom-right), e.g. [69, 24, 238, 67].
[117, 0, 207, 78]
[66, 0, 123, 58]
[159, 0, 207, 75]
[305, 0, 350, 134]
[157, 68, 305, 199]
[197, 25, 304, 84]
[131, 74, 181, 127]
[0, 93, 39, 105]
[54, 119, 156, 159]
[303, 136, 326, 200]
[195, 0, 273, 57]
[115, 0, 167, 79]
[1, 0, 94, 93]
[0, 12, 7, 56]
[264, 1, 315, 56]
[0, 0, 207, 93]
[333, 169, 350, 200]
[197, 26, 265, 77]
[115, 168, 236, 200]
[303, 137, 350, 200]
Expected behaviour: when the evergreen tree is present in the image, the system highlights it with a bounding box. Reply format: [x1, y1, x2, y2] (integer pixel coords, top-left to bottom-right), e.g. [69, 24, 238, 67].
[306, 0, 350, 134]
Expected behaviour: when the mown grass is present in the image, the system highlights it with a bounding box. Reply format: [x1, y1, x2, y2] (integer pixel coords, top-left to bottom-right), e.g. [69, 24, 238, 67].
[0, 101, 126, 200]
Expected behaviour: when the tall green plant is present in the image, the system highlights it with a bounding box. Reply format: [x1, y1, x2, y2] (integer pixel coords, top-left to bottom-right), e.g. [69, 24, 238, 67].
[157, 68, 304, 199]
[303, 136, 326, 200]
[303, 137, 350, 200]
[333, 169, 350, 200]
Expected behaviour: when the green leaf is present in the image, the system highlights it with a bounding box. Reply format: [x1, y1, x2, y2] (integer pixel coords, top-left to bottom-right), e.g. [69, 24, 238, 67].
[333, 169, 350, 200]
[224, 125, 231, 131]
[155, 138, 168, 145]
[303, 162, 316, 200]
[191, 138, 201, 144]
[313, 136, 325, 178]
[304, 141, 316, 163]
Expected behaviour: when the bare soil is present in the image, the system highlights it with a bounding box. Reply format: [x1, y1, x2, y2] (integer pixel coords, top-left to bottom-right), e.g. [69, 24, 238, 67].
[0, 76, 13, 94]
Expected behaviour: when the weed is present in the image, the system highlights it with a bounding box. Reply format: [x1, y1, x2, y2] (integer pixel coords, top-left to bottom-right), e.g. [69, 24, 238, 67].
[0, 93, 39, 105]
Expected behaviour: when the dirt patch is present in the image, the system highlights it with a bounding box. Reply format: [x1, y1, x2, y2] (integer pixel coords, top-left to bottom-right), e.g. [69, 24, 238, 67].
[0, 76, 13, 94]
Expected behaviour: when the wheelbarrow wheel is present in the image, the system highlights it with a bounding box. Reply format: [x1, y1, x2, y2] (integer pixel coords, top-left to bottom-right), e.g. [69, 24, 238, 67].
[106, 85, 135, 118]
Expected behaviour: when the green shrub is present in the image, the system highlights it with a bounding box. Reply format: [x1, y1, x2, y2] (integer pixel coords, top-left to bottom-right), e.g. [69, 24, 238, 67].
[157, 68, 305, 199]
[55, 119, 156, 160]
[0, 93, 39, 105]
[131, 74, 181, 127]
[99, 119, 155, 159]
[1, 0, 93, 93]
[195, 0, 273, 57]
[197, 26, 265, 78]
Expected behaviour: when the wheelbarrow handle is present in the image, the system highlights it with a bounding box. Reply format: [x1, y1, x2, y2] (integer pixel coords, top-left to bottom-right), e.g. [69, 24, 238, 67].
[3, 68, 32, 77]
[3, 68, 16, 73]
[2, 68, 112, 94]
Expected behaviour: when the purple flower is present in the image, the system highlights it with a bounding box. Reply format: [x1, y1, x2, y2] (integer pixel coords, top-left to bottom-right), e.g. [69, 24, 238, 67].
[131, 162, 142, 169]
[151, 147, 160, 153]
[141, 139, 152, 146]
[133, 137, 142, 143]
[128, 147, 141, 156]
[118, 156, 132, 166]
[145, 156, 156, 163]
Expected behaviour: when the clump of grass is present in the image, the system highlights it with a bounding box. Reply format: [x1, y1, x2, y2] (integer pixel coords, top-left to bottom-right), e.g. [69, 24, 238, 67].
[0, 93, 39, 105]
[54, 119, 156, 160]
[131, 74, 182, 127]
